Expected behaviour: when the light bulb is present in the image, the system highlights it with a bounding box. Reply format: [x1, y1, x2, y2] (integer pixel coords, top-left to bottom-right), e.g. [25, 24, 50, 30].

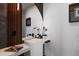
[17, 3, 19, 11]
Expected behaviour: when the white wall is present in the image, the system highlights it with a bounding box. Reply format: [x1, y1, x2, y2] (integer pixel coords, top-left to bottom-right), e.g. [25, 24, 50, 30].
[44, 3, 79, 56]
[62, 4, 79, 56]
[43, 3, 64, 56]
[22, 5, 43, 37]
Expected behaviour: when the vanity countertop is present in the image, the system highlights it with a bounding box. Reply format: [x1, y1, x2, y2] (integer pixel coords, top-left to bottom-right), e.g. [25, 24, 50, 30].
[24, 38, 43, 44]
[23, 37, 49, 45]
[0, 44, 30, 56]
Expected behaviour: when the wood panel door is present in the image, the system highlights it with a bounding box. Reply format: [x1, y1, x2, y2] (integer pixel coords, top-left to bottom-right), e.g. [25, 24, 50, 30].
[7, 3, 22, 46]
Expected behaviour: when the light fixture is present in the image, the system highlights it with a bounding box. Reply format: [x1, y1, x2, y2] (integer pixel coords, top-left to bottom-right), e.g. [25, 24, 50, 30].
[17, 3, 19, 11]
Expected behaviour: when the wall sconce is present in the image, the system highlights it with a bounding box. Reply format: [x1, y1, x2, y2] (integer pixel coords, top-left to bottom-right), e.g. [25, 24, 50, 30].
[17, 3, 19, 11]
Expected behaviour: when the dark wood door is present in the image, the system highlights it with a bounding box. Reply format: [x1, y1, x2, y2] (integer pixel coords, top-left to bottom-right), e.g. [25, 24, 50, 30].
[7, 3, 22, 46]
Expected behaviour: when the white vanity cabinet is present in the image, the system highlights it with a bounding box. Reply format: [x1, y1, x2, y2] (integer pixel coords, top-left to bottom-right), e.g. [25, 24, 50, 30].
[24, 39, 43, 56]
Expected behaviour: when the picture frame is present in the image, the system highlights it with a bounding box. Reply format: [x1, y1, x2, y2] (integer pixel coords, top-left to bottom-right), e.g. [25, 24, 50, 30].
[26, 17, 31, 26]
[69, 3, 79, 23]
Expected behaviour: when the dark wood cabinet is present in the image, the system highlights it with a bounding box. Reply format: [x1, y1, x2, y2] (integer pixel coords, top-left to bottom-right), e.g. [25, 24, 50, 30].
[7, 3, 22, 47]
[0, 3, 22, 49]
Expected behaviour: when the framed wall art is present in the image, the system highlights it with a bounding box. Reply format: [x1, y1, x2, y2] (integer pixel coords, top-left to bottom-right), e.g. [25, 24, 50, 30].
[69, 3, 79, 23]
[26, 17, 31, 26]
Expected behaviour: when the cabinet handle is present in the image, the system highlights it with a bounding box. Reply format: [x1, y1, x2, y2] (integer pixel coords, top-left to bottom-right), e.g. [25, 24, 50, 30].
[45, 40, 51, 43]
[12, 31, 16, 36]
